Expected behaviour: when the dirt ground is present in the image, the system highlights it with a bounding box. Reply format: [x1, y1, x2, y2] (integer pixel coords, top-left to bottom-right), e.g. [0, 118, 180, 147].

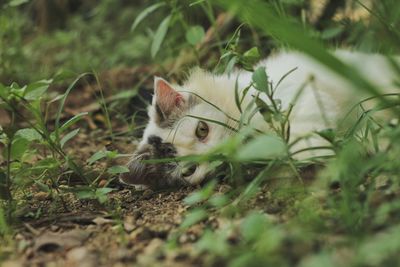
[0, 68, 265, 267]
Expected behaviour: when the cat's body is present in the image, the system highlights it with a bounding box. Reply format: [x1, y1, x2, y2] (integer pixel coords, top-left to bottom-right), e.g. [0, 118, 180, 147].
[120, 50, 398, 189]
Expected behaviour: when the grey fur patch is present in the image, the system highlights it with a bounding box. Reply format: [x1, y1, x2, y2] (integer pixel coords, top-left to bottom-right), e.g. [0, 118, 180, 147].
[119, 135, 186, 189]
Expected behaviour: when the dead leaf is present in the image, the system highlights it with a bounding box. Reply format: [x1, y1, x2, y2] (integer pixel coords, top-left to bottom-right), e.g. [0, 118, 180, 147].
[92, 216, 114, 226]
[33, 229, 91, 252]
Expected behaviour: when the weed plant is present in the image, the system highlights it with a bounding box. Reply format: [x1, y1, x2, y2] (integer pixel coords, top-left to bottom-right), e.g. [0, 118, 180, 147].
[1, 0, 400, 266]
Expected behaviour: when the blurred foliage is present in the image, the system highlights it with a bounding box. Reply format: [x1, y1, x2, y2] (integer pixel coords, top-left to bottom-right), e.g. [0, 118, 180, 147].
[2, 0, 400, 84]
[1, 0, 400, 266]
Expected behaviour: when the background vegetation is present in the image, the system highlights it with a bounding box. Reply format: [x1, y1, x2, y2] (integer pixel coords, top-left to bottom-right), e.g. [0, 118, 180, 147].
[1, 0, 400, 266]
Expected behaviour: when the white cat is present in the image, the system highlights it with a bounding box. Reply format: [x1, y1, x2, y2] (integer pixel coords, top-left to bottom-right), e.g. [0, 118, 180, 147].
[120, 50, 398, 188]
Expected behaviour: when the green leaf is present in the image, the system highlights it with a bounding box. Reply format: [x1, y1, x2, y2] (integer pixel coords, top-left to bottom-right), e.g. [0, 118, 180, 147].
[96, 187, 114, 195]
[0, 84, 9, 99]
[58, 112, 88, 133]
[243, 47, 260, 60]
[53, 69, 76, 82]
[31, 158, 60, 173]
[185, 25, 205, 46]
[316, 128, 336, 144]
[320, 27, 343, 40]
[24, 79, 52, 100]
[151, 14, 172, 58]
[109, 89, 138, 101]
[87, 150, 109, 165]
[75, 188, 95, 199]
[34, 181, 51, 193]
[131, 2, 166, 32]
[54, 73, 91, 144]
[235, 135, 287, 161]
[60, 128, 80, 148]
[0, 207, 10, 235]
[184, 180, 216, 206]
[240, 212, 269, 242]
[255, 96, 273, 123]
[107, 165, 129, 174]
[225, 56, 238, 74]
[15, 128, 42, 141]
[95, 188, 114, 204]
[196, 230, 229, 256]
[208, 194, 229, 207]
[252, 66, 269, 93]
[180, 209, 207, 228]
[10, 137, 30, 161]
[8, 0, 29, 6]
[298, 253, 336, 267]
[242, 47, 261, 70]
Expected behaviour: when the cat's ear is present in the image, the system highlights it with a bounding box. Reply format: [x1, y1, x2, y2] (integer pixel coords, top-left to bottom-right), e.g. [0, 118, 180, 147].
[153, 77, 184, 120]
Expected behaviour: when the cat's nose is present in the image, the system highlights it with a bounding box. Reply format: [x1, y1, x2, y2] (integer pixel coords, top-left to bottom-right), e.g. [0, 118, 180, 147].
[147, 135, 176, 157]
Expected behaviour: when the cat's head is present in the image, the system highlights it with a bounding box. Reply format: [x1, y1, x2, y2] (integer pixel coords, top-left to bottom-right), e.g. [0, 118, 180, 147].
[120, 70, 238, 189]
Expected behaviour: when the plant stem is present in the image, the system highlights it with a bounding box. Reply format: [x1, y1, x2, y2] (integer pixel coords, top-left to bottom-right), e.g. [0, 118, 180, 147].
[6, 113, 14, 222]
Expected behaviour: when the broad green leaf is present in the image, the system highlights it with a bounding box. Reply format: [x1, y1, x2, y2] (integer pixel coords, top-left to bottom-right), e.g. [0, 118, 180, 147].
[240, 212, 268, 242]
[180, 209, 207, 228]
[96, 193, 108, 204]
[357, 225, 400, 266]
[242, 47, 261, 70]
[53, 69, 76, 81]
[75, 189, 95, 199]
[60, 128, 80, 148]
[9, 137, 29, 161]
[96, 187, 114, 195]
[131, 2, 166, 32]
[107, 165, 129, 174]
[196, 230, 229, 256]
[95, 188, 114, 203]
[0, 84, 9, 99]
[184, 180, 216, 206]
[185, 25, 205, 46]
[151, 14, 172, 58]
[87, 150, 109, 165]
[235, 135, 287, 161]
[58, 112, 88, 133]
[299, 254, 336, 267]
[208, 194, 229, 207]
[9, 83, 26, 98]
[24, 79, 52, 100]
[15, 128, 42, 141]
[8, 0, 29, 7]
[316, 128, 336, 144]
[252, 66, 269, 93]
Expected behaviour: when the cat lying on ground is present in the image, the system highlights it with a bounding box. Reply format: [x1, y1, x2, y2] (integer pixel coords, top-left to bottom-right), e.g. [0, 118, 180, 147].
[120, 50, 398, 189]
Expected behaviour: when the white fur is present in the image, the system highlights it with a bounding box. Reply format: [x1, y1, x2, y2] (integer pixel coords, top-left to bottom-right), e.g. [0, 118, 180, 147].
[140, 50, 398, 185]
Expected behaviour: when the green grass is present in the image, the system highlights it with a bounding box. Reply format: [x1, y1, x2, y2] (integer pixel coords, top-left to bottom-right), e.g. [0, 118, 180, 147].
[1, 0, 400, 266]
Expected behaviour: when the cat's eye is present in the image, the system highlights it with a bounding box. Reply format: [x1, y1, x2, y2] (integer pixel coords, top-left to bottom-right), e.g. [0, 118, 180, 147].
[195, 121, 209, 140]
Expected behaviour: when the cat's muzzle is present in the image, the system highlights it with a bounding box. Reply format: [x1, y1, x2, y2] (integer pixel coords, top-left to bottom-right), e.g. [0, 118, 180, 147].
[119, 137, 185, 189]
